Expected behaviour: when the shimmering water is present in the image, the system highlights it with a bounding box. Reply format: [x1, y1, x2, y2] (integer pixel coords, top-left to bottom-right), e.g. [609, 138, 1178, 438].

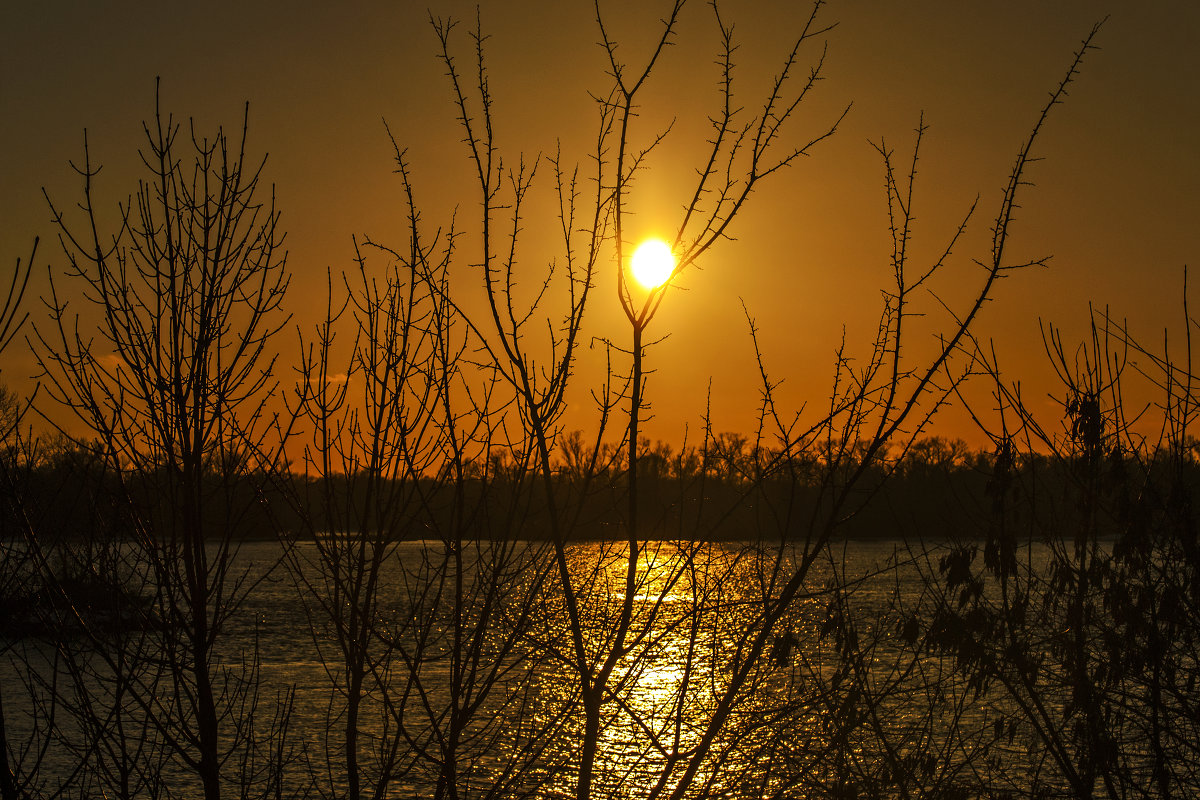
[0, 538, 1000, 799]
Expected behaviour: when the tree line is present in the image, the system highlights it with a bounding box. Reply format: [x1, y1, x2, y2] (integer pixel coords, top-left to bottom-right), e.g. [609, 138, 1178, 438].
[11, 427, 1196, 549]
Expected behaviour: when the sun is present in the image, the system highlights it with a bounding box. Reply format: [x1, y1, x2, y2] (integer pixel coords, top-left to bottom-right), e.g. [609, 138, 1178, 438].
[630, 239, 675, 289]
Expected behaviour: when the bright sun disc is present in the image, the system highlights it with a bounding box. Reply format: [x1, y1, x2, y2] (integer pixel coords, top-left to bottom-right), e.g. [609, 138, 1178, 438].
[631, 239, 675, 289]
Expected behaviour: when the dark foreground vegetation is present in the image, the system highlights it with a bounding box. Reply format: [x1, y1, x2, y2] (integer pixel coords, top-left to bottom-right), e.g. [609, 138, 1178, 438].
[1, 3, 1197, 799]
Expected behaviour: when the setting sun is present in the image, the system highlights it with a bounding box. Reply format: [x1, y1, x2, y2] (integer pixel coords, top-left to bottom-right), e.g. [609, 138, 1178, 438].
[631, 239, 675, 289]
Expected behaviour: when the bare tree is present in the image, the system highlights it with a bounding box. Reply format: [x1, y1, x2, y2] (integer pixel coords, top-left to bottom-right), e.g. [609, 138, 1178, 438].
[407, 3, 1101, 799]
[0, 240, 38, 800]
[31, 85, 295, 800]
[909, 278, 1200, 799]
[415, 2, 858, 795]
[287, 143, 565, 799]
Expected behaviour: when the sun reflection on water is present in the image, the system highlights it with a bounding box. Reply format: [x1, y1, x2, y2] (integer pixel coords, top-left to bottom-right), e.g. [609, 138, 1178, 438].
[14, 538, 969, 799]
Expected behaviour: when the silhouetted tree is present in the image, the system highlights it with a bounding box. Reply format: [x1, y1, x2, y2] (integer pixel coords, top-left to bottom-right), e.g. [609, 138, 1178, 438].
[909, 284, 1200, 797]
[0, 240, 38, 800]
[389, 4, 1105, 799]
[31, 86, 294, 800]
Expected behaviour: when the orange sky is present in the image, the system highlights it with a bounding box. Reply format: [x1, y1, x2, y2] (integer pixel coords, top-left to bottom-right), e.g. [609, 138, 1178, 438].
[3, 1, 1198, 451]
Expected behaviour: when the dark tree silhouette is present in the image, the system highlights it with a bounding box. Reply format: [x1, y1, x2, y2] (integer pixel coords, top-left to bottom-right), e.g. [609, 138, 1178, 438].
[31, 86, 294, 800]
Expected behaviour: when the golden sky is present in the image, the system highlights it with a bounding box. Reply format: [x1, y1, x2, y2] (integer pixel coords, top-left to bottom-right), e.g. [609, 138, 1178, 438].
[2, 1, 1198, 448]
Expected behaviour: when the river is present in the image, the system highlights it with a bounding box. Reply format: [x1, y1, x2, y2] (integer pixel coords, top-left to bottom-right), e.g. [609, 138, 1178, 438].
[0, 537, 1042, 799]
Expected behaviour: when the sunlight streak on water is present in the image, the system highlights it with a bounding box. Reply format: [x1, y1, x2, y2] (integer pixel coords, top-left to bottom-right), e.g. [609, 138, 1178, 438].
[2, 537, 1040, 799]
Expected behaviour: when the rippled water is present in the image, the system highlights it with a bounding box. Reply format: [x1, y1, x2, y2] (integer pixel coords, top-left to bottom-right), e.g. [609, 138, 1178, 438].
[2, 538, 974, 799]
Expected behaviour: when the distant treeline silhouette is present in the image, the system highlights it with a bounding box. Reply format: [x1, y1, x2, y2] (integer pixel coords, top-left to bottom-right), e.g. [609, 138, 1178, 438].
[9, 430, 1197, 545]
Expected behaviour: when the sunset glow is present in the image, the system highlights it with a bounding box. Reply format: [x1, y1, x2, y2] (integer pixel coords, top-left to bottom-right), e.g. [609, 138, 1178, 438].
[3, 4, 1199, 799]
[631, 239, 675, 289]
